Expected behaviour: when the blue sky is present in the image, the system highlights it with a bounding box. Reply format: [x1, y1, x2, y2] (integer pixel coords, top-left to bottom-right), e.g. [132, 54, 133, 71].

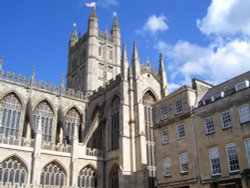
[1, 0, 250, 91]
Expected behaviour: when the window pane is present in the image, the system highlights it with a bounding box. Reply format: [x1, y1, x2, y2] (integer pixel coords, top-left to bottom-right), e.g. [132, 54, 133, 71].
[221, 111, 232, 129]
[226, 143, 239, 172]
[205, 116, 215, 134]
[209, 147, 221, 175]
[239, 104, 250, 123]
[0, 94, 22, 138]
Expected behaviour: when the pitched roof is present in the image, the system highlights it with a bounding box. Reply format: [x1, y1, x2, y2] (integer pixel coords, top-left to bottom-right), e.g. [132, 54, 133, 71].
[200, 70, 250, 105]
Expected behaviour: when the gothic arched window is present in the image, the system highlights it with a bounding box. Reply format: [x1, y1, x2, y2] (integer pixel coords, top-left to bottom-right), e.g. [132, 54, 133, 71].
[143, 91, 157, 169]
[33, 101, 53, 142]
[40, 162, 66, 187]
[110, 165, 119, 188]
[65, 108, 81, 141]
[0, 157, 27, 186]
[0, 93, 22, 138]
[110, 96, 120, 151]
[78, 166, 97, 188]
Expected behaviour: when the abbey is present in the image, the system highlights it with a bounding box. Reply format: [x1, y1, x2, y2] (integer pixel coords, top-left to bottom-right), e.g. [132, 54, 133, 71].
[0, 8, 168, 188]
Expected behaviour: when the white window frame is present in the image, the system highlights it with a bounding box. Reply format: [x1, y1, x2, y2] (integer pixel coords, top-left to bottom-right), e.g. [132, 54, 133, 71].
[177, 123, 185, 139]
[175, 100, 183, 114]
[226, 143, 240, 172]
[160, 106, 168, 121]
[163, 157, 171, 176]
[235, 80, 249, 92]
[238, 104, 250, 124]
[245, 138, 250, 168]
[208, 147, 221, 176]
[179, 152, 188, 173]
[204, 116, 215, 134]
[221, 111, 232, 129]
[162, 129, 169, 144]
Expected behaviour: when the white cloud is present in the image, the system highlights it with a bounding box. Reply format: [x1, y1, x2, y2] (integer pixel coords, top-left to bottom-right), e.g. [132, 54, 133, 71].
[155, 39, 250, 88]
[197, 0, 250, 36]
[136, 15, 168, 35]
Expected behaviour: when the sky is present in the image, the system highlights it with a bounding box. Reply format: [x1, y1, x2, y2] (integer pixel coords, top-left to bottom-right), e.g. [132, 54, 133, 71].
[1, 0, 250, 92]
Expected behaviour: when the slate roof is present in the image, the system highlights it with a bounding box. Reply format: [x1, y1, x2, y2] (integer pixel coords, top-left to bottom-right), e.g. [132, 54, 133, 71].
[199, 70, 250, 107]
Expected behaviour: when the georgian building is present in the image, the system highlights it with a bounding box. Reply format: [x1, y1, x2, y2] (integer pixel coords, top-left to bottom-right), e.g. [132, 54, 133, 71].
[154, 71, 250, 188]
[0, 8, 168, 188]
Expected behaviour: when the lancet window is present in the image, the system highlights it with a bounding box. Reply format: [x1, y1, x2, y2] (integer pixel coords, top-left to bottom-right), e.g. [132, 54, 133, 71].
[110, 96, 120, 151]
[143, 91, 157, 168]
[0, 94, 22, 138]
[0, 157, 27, 186]
[78, 166, 97, 188]
[33, 101, 53, 142]
[110, 165, 119, 188]
[40, 162, 66, 187]
[65, 108, 81, 141]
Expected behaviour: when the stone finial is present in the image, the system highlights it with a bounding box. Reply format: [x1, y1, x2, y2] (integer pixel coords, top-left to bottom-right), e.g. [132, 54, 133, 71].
[158, 53, 168, 96]
[146, 57, 150, 69]
[73, 124, 78, 141]
[69, 23, 78, 47]
[30, 68, 35, 86]
[121, 43, 128, 81]
[37, 117, 42, 134]
[0, 56, 3, 73]
[61, 75, 65, 88]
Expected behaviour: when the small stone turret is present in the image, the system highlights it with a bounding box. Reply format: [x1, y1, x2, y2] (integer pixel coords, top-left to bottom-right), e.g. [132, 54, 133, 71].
[132, 42, 140, 79]
[111, 14, 121, 70]
[88, 8, 98, 36]
[158, 53, 168, 97]
[0, 56, 3, 73]
[121, 43, 128, 81]
[69, 23, 78, 48]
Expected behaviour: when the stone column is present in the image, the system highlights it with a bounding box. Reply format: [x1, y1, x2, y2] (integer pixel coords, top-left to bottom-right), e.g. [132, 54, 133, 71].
[31, 117, 42, 186]
[70, 124, 79, 186]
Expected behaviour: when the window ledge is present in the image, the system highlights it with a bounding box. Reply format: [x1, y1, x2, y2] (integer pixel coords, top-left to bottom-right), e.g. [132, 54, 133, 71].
[240, 121, 250, 125]
[206, 131, 215, 135]
[177, 137, 185, 140]
[211, 173, 221, 178]
[222, 126, 233, 131]
[229, 170, 240, 175]
[180, 171, 189, 175]
[162, 142, 169, 145]
[164, 174, 172, 177]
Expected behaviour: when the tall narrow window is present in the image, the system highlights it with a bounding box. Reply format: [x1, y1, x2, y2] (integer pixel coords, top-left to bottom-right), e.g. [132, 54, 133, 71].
[110, 96, 120, 150]
[204, 116, 215, 134]
[239, 104, 250, 124]
[175, 100, 183, 114]
[226, 143, 239, 172]
[162, 129, 169, 144]
[179, 152, 188, 173]
[160, 106, 168, 120]
[110, 165, 119, 188]
[221, 111, 232, 129]
[78, 166, 97, 188]
[33, 101, 53, 142]
[177, 123, 185, 139]
[65, 108, 81, 141]
[0, 157, 27, 186]
[163, 157, 171, 176]
[0, 93, 22, 138]
[208, 147, 221, 175]
[40, 162, 66, 187]
[245, 139, 250, 168]
[143, 91, 157, 169]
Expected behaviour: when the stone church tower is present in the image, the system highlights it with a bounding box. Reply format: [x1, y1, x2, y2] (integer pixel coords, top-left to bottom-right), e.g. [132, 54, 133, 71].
[0, 7, 168, 188]
[67, 8, 121, 94]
